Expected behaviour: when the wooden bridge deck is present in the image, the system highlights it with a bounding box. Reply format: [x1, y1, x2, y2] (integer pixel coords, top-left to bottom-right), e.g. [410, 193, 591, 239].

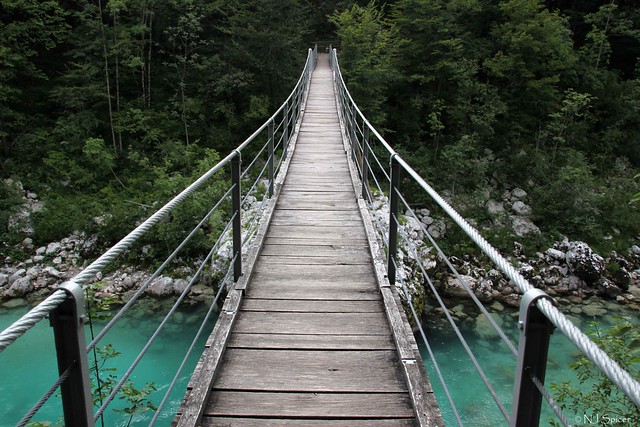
[174, 54, 442, 427]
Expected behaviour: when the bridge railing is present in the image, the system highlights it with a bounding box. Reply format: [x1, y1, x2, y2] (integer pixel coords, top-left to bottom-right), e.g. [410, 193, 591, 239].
[330, 48, 640, 426]
[0, 46, 317, 427]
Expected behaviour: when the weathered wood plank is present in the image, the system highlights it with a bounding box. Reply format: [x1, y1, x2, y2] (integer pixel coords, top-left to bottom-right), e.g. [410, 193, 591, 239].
[261, 243, 369, 257]
[246, 285, 380, 301]
[251, 263, 374, 279]
[204, 391, 415, 419]
[233, 311, 390, 335]
[177, 289, 242, 427]
[201, 417, 417, 426]
[227, 333, 396, 350]
[214, 349, 406, 392]
[241, 298, 383, 313]
[258, 255, 371, 265]
[263, 236, 369, 246]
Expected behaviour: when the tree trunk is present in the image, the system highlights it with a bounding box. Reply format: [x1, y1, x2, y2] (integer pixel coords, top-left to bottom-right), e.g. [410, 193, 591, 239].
[113, 10, 123, 151]
[97, 0, 117, 152]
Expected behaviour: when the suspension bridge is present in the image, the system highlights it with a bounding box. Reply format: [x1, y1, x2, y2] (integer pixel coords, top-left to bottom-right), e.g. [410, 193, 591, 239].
[1, 47, 639, 427]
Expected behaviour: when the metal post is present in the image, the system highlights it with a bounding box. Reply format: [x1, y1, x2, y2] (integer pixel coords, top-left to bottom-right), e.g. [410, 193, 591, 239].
[268, 120, 275, 198]
[349, 106, 356, 162]
[231, 151, 242, 282]
[283, 101, 289, 158]
[511, 289, 555, 427]
[388, 155, 400, 285]
[362, 126, 370, 202]
[50, 282, 94, 427]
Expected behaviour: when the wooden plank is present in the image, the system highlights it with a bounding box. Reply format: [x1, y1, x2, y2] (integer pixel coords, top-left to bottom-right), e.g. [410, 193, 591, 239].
[258, 255, 371, 265]
[271, 209, 361, 221]
[261, 243, 369, 257]
[201, 417, 417, 426]
[228, 333, 396, 350]
[279, 191, 355, 199]
[204, 391, 415, 418]
[233, 312, 390, 335]
[263, 236, 369, 246]
[246, 285, 381, 301]
[251, 263, 374, 279]
[214, 349, 407, 392]
[241, 298, 383, 313]
[265, 224, 366, 237]
[177, 289, 243, 427]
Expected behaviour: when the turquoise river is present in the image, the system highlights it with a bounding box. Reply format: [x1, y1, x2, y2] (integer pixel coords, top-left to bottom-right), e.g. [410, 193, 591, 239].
[0, 297, 637, 426]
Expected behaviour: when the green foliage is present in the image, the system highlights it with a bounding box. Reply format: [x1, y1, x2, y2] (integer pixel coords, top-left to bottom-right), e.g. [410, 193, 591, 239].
[551, 317, 640, 421]
[330, 1, 399, 126]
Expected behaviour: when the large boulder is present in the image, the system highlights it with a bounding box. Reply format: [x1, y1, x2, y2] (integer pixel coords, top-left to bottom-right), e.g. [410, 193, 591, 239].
[511, 217, 541, 237]
[564, 241, 605, 285]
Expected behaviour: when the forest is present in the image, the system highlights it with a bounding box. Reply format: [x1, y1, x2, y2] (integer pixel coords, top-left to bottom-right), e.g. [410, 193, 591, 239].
[2, 0, 640, 257]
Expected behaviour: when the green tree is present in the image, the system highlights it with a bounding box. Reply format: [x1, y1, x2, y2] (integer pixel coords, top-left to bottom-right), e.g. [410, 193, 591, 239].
[330, 1, 399, 126]
[0, 0, 68, 172]
[551, 318, 640, 421]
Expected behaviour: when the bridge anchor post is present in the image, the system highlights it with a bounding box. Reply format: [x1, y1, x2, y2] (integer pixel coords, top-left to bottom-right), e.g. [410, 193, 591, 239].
[388, 155, 400, 285]
[231, 151, 243, 282]
[511, 288, 555, 427]
[50, 281, 94, 427]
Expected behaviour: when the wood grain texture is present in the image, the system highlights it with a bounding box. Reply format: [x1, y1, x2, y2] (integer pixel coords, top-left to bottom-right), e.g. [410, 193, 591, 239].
[227, 333, 396, 350]
[178, 53, 441, 427]
[201, 417, 418, 426]
[214, 349, 407, 392]
[204, 391, 415, 418]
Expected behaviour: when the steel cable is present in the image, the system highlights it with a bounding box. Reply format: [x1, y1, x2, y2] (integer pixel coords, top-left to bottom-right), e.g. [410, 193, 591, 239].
[148, 264, 230, 426]
[393, 258, 464, 427]
[391, 255, 511, 423]
[16, 365, 73, 427]
[0, 290, 68, 352]
[86, 188, 235, 352]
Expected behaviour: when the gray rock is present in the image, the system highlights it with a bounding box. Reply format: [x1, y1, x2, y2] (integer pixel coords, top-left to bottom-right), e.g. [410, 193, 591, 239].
[511, 188, 528, 200]
[427, 220, 446, 239]
[46, 242, 62, 255]
[0, 273, 8, 287]
[43, 266, 62, 279]
[173, 279, 189, 294]
[33, 255, 44, 263]
[597, 279, 622, 298]
[35, 246, 46, 255]
[6, 277, 32, 297]
[147, 276, 175, 297]
[511, 217, 541, 237]
[420, 216, 434, 226]
[475, 313, 504, 339]
[511, 201, 532, 216]
[565, 241, 605, 284]
[8, 269, 26, 285]
[630, 245, 640, 256]
[486, 200, 505, 215]
[582, 302, 607, 317]
[545, 248, 565, 261]
[21, 238, 34, 249]
[2, 298, 28, 309]
[445, 275, 477, 299]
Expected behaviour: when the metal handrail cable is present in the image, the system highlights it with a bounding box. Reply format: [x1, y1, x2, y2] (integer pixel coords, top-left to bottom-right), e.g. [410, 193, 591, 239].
[86, 186, 235, 352]
[94, 238, 237, 420]
[331, 47, 640, 411]
[394, 189, 518, 356]
[148, 263, 230, 426]
[392, 255, 464, 427]
[391, 228, 512, 422]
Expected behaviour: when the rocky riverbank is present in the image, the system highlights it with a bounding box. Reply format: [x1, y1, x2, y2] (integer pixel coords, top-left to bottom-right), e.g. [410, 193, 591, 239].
[1, 181, 639, 318]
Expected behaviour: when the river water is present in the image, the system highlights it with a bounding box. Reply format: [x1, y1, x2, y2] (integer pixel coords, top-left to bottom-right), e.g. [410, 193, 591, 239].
[0, 298, 637, 426]
[0, 299, 217, 427]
